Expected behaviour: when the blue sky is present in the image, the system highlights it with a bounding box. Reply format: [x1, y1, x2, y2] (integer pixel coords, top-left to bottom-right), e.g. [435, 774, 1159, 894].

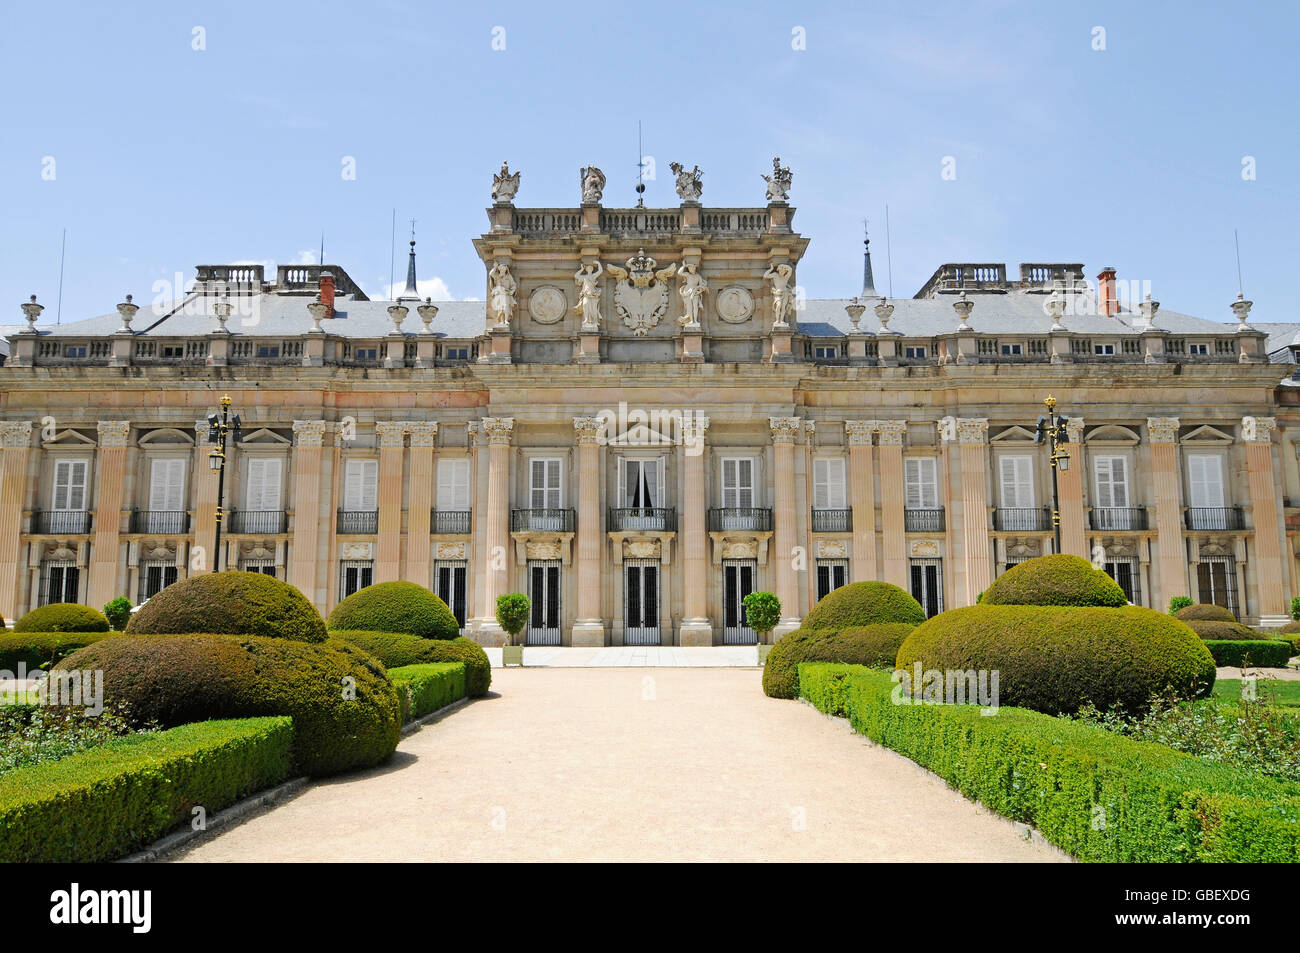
[2, 0, 1296, 323]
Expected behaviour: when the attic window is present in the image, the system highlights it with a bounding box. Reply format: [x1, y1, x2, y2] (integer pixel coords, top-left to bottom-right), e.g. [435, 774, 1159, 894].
[62, 345, 87, 359]
[1093, 343, 1116, 356]
[1188, 343, 1209, 356]
[256, 345, 281, 359]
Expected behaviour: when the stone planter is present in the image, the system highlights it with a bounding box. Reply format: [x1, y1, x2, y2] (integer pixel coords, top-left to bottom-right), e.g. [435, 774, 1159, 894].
[502, 644, 524, 667]
[756, 644, 773, 666]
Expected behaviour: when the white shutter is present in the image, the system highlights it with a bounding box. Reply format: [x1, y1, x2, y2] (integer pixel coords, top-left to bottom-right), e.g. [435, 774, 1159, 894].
[645, 458, 659, 508]
[905, 458, 936, 508]
[150, 459, 186, 511]
[246, 458, 281, 511]
[999, 456, 1033, 508]
[437, 459, 470, 510]
[53, 460, 87, 511]
[1094, 456, 1128, 508]
[344, 460, 377, 510]
[530, 458, 561, 508]
[814, 459, 846, 509]
[722, 458, 754, 508]
[1188, 455, 1223, 507]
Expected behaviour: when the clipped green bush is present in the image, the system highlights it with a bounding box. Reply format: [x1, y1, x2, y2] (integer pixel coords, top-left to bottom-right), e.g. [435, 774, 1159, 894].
[55, 634, 400, 776]
[0, 632, 110, 671]
[763, 623, 914, 699]
[1169, 596, 1195, 615]
[895, 605, 1215, 714]
[1204, 640, 1295, 668]
[326, 581, 459, 640]
[126, 571, 326, 643]
[14, 604, 109, 634]
[802, 581, 925, 631]
[1184, 619, 1263, 641]
[0, 716, 293, 862]
[331, 631, 491, 698]
[103, 596, 132, 631]
[1278, 620, 1300, 635]
[742, 591, 782, 640]
[982, 554, 1126, 607]
[1175, 603, 1237, 623]
[389, 662, 467, 721]
[496, 593, 530, 645]
[1273, 633, 1300, 655]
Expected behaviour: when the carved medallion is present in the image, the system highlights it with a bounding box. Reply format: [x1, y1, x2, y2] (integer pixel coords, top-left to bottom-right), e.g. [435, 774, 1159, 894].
[909, 540, 940, 558]
[816, 540, 848, 559]
[528, 285, 567, 325]
[436, 542, 467, 560]
[340, 542, 374, 560]
[715, 286, 754, 324]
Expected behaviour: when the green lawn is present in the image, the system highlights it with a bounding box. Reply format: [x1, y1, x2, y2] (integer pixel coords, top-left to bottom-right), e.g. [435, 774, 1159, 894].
[1215, 679, 1300, 707]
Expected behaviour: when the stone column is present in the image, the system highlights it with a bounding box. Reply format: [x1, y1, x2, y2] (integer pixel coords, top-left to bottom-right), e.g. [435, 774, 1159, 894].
[1058, 417, 1088, 557]
[192, 421, 220, 574]
[845, 421, 877, 582]
[405, 422, 438, 586]
[88, 421, 130, 609]
[1242, 416, 1289, 622]
[475, 417, 514, 643]
[954, 418, 992, 606]
[374, 421, 407, 582]
[1148, 417, 1186, 609]
[571, 417, 605, 645]
[877, 421, 909, 589]
[289, 420, 326, 607]
[0, 422, 33, 623]
[679, 414, 712, 645]
[770, 416, 803, 636]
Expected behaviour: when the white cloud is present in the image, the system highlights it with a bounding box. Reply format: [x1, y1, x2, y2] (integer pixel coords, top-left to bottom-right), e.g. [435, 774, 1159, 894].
[378, 276, 455, 301]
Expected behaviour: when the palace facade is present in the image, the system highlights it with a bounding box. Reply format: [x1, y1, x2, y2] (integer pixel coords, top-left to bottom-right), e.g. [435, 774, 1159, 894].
[2, 160, 1297, 643]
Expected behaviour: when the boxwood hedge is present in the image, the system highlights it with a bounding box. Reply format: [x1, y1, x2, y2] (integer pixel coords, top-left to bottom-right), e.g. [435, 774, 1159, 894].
[0, 631, 110, 670]
[1204, 640, 1295, 668]
[762, 623, 914, 698]
[801, 581, 925, 631]
[126, 571, 327, 643]
[1174, 603, 1238, 622]
[331, 630, 491, 697]
[326, 581, 459, 640]
[13, 603, 110, 633]
[389, 662, 467, 721]
[1184, 619, 1266, 641]
[981, 554, 1127, 607]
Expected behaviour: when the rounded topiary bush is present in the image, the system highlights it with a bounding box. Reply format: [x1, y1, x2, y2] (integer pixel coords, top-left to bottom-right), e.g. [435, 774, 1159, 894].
[331, 630, 491, 697]
[1184, 619, 1263, 641]
[762, 623, 915, 699]
[1174, 603, 1237, 623]
[14, 603, 110, 633]
[125, 571, 326, 643]
[981, 554, 1127, 607]
[55, 634, 400, 776]
[895, 605, 1215, 714]
[1276, 620, 1300, 635]
[326, 581, 459, 640]
[801, 582, 925, 631]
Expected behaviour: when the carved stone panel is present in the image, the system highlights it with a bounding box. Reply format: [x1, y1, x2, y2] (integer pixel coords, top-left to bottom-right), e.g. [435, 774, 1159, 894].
[528, 286, 567, 325]
[715, 286, 754, 324]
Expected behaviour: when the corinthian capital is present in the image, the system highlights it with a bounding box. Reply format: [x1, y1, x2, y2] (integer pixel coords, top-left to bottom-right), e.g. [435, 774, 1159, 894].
[481, 416, 515, 445]
[292, 420, 327, 447]
[573, 416, 605, 445]
[1146, 417, 1180, 444]
[0, 421, 33, 450]
[96, 421, 131, 448]
[375, 421, 408, 448]
[1241, 415, 1276, 444]
[408, 421, 439, 448]
[877, 420, 908, 446]
[769, 416, 802, 445]
[844, 421, 876, 447]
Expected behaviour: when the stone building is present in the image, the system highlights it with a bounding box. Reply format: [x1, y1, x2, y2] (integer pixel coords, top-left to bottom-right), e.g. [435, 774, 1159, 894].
[1, 160, 1295, 642]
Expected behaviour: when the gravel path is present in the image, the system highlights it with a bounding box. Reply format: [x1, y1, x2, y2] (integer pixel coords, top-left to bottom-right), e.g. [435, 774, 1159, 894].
[175, 668, 1065, 863]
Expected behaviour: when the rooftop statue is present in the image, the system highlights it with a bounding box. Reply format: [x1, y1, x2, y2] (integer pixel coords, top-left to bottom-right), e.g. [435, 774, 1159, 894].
[580, 165, 606, 204]
[762, 156, 793, 202]
[670, 162, 703, 202]
[491, 161, 521, 203]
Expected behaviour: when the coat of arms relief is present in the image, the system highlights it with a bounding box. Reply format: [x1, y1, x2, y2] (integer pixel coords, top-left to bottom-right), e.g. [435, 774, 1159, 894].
[606, 250, 677, 336]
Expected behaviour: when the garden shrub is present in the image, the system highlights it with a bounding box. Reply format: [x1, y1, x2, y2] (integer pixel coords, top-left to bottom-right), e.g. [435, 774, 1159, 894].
[55, 635, 400, 776]
[1273, 633, 1300, 654]
[0, 716, 293, 862]
[495, 593, 530, 645]
[1174, 603, 1237, 623]
[326, 581, 459, 640]
[798, 663, 1300, 862]
[801, 581, 925, 631]
[1168, 596, 1195, 615]
[763, 623, 914, 698]
[895, 605, 1215, 714]
[14, 604, 109, 633]
[1279, 620, 1300, 635]
[1183, 619, 1264, 641]
[103, 596, 132, 631]
[742, 591, 782, 641]
[126, 571, 326, 643]
[0, 632, 110, 670]
[1204, 640, 1295, 668]
[331, 631, 491, 697]
[981, 554, 1126, 607]
[388, 662, 467, 721]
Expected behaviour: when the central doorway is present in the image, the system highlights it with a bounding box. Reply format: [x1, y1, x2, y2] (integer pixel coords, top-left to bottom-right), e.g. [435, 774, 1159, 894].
[624, 559, 660, 645]
[721, 558, 756, 644]
[527, 558, 562, 645]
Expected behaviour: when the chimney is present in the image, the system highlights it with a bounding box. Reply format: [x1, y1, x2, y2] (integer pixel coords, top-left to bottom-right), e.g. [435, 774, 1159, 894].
[319, 270, 336, 318]
[1097, 266, 1118, 317]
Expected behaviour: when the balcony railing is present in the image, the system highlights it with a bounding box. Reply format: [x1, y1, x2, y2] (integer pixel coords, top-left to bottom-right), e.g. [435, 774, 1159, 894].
[131, 511, 189, 535]
[432, 510, 472, 534]
[229, 510, 289, 534]
[993, 507, 1051, 532]
[32, 511, 91, 534]
[608, 507, 676, 532]
[811, 508, 852, 533]
[904, 508, 945, 532]
[707, 508, 773, 532]
[510, 508, 575, 533]
[1185, 507, 1245, 531]
[337, 510, 379, 534]
[1090, 507, 1149, 531]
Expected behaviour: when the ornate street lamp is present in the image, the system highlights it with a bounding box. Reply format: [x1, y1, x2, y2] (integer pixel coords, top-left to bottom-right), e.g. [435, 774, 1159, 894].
[206, 394, 242, 571]
[1035, 394, 1071, 554]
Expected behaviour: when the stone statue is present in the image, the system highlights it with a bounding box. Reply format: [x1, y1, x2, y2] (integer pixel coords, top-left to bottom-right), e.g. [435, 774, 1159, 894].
[488, 262, 517, 328]
[491, 161, 520, 203]
[761, 156, 793, 202]
[580, 166, 606, 204]
[573, 261, 604, 330]
[670, 162, 703, 202]
[764, 263, 796, 327]
[676, 263, 707, 328]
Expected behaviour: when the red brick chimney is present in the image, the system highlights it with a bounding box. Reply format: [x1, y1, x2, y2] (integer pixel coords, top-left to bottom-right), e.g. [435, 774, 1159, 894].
[319, 270, 336, 318]
[1097, 266, 1118, 317]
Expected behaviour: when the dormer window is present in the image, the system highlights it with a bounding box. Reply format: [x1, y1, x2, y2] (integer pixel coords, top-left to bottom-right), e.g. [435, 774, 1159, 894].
[1093, 343, 1115, 356]
[256, 344, 280, 359]
[905, 345, 928, 359]
[1188, 343, 1209, 356]
[1000, 343, 1022, 356]
[62, 345, 87, 359]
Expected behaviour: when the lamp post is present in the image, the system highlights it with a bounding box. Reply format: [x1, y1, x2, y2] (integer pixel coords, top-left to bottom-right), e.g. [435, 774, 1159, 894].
[206, 394, 242, 572]
[1035, 395, 1071, 554]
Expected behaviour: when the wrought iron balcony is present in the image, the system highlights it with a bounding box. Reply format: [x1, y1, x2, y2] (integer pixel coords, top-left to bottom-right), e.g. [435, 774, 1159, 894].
[432, 510, 472, 534]
[904, 508, 945, 532]
[1185, 507, 1244, 531]
[1090, 507, 1149, 531]
[811, 508, 852, 533]
[337, 510, 379, 534]
[32, 510, 91, 534]
[608, 507, 676, 532]
[993, 507, 1051, 532]
[229, 510, 289, 534]
[510, 508, 575, 533]
[131, 510, 189, 535]
[707, 508, 773, 532]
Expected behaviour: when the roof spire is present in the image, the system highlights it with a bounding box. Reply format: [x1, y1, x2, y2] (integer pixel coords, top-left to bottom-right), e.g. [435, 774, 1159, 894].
[861, 219, 877, 296]
[399, 219, 419, 301]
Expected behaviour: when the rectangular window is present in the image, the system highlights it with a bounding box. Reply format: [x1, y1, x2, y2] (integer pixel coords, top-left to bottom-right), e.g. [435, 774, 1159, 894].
[1197, 557, 1238, 617]
[52, 459, 88, 512]
[62, 345, 88, 359]
[444, 347, 469, 360]
[1103, 559, 1139, 605]
[161, 345, 184, 359]
[436, 458, 471, 511]
[904, 346, 928, 359]
[147, 458, 186, 515]
[255, 345, 280, 359]
[815, 560, 848, 602]
[529, 458, 563, 509]
[814, 345, 839, 359]
[1187, 454, 1225, 507]
[1093, 456, 1130, 508]
[909, 558, 944, 618]
[343, 460, 378, 511]
[721, 457, 755, 509]
[619, 458, 662, 508]
[1189, 343, 1209, 356]
[1093, 343, 1115, 356]
[1000, 343, 1023, 356]
[245, 457, 283, 512]
[241, 559, 277, 577]
[436, 561, 468, 629]
[139, 561, 179, 602]
[340, 560, 374, 599]
[904, 457, 938, 509]
[41, 561, 79, 606]
[998, 455, 1034, 508]
[813, 458, 847, 510]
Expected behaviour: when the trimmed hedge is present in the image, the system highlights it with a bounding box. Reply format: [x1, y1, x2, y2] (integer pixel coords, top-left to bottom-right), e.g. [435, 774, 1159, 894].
[1273, 633, 1300, 654]
[126, 572, 326, 643]
[14, 603, 110, 633]
[0, 716, 293, 862]
[327, 582, 459, 640]
[1174, 603, 1238, 623]
[801, 581, 925, 631]
[762, 623, 914, 699]
[798, 663, 1300, 862]
[0, 632, 110, 670]
[1205, 640, 1295, 668]
[895, 605, 1215, 714]
[1279, 620, 1300, 635]
[389, 662, 467, 721]
[55, 635, 400, 777]
[1185, 619, 1265, 641]
[332, 631, 491, 698]
[981, 554, 1127, 607]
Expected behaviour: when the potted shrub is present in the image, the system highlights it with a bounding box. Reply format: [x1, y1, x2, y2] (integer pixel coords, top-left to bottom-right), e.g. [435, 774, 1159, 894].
[743, 591, 782, 664]
[497, 593, 530, 666]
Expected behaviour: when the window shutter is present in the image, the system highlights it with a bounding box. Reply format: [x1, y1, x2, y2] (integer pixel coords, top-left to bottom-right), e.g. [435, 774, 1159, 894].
[906, 458, 936, 508]
[247, 458, 281, 511]
[814, 459, 846, 509]
[1000, 456, 1032, 508]
[1189, 455, 1223, 507]
[151, 459, 185, 511]
[436, 459, 470, 511]
[737, 459, 753, 507]
[344, 460, 377, 510]
[54, 460, 88, 511]
[645, 458, 659, 509]
[1095, 456, 1129, 508]
[617, 457, 628, 507]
